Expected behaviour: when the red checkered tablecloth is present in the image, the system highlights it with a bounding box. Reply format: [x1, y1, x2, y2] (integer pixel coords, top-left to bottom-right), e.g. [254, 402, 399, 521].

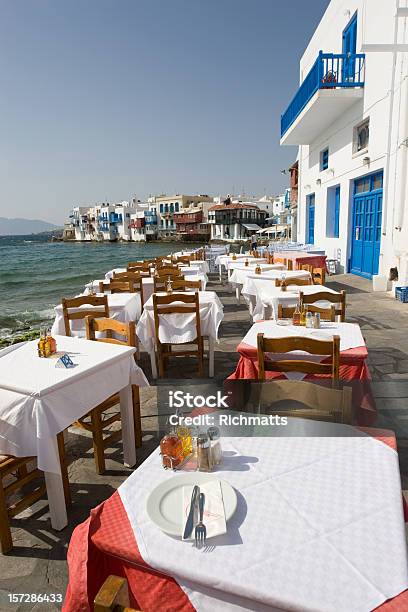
[63, 429, 408, 612]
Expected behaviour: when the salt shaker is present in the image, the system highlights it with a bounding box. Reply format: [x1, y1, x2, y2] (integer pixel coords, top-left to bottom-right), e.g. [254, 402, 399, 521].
[306, 311, 313, 328]
[207, 426, 222, 465]
[197, 433, 213, 472]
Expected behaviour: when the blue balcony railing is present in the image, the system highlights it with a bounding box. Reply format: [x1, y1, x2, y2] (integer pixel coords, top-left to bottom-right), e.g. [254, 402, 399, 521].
[281, 51, 365, 137]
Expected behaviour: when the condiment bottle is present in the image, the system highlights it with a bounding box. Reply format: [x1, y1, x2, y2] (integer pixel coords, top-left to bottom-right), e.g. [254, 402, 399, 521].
[245, 259, 249, 267]
[300, 304, 306, 326]
[232, 253, 237, 261]
[292, 301, 301, 326]
[197, 433, 213, 472]
[207, 426, 222, 465]
[160, 431, 183, 469]
[306, 311, 313, 328]
[37, 329, 46, 358]
[255, 264, 262, 275]
[47, 328, 57, 354]
[166, 276, 173, 293]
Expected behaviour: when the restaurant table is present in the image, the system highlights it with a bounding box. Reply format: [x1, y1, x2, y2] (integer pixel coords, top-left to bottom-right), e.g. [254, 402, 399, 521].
[242, 281, 340, 321]
[87, 273, 207, 303]
[51, 292, 142, 337]
[64, 426, 408, 612]
[273, 250, 327, 270]
[228, 320, 376, 425]
[136, 291, 224, 378]
[0, 336, 147, 530]
[215, 254, 267, 281]
[230, 267, 310, 303]
[183, 260, 210, 274]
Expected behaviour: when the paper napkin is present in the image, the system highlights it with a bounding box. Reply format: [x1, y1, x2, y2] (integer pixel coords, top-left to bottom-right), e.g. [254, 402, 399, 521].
[182, 480, 227, 541]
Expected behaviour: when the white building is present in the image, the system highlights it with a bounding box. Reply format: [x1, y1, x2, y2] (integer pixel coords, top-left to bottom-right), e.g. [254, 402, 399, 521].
[280, 0, 408, 286]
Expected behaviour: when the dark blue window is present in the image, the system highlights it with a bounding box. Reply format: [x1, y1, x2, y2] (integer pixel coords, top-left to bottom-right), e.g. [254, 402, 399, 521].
[320, 148, 329, 171]
[326, 185, 340, 238]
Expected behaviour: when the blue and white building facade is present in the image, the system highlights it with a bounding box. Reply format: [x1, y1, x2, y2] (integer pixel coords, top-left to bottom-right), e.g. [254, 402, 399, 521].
[281, 0, 408, 287]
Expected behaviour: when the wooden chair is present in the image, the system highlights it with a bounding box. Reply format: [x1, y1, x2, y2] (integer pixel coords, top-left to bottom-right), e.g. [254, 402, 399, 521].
[112, 272, 145, 307]
[257, 380, 353, 424]
[98, 280, 136, 294]
[127, 261, 150, 271]
[62, 295, 109, 336]
[72, 318, 143, 474]
[154, 274, 186, 292]
[256, 332, 340, 382]
[94, 575, 141, 612]
[171, 279, 202, 292]
[312, 266, 326, 285]
[275, 277, 312, 287]
[300, 290, 346, 322]
[0, 433, 69, 554]
[153, 293, 204, 377]
[176, 255, 192, 265]
[155, 265, 182, 275]
[283, 258, 293, 270]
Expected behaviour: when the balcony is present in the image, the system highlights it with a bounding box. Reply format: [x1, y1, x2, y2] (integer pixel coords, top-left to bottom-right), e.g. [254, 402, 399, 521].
[174, 211, 203, 224]
[280, 52, 365, 145]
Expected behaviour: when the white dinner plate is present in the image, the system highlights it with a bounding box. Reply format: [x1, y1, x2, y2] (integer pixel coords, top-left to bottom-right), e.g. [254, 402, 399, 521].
[146, 472, 237, 538]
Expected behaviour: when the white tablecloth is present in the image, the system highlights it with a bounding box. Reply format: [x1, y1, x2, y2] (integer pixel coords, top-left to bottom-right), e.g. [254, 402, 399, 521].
[86, 275, 207, 304]
[136, 291, 224, 351]
[0, 336, 148, 473]
[51, 293, 142, 337]
[243, 282, 340, 321]
[119, 432, 408, 612]
[228, 263, 286, 287]
[184, 260, 210, 274]
[241, 320, 365, 353]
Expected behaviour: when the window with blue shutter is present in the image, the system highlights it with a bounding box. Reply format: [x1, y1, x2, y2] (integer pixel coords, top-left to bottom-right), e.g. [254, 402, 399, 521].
[320, 148, 329, 171]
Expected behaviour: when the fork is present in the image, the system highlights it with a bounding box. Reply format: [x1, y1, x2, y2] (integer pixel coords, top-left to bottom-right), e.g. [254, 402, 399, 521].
[194, 492, 206, 548]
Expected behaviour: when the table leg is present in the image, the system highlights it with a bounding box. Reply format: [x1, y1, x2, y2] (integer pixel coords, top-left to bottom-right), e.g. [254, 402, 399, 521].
[44, 468, 68, 531]
[119, 384, 137, 468]
[235, 286, 240, 302]
[149, 347, 158, 379]
[209, 337, 215, 378]
[218, 264, 222, 283]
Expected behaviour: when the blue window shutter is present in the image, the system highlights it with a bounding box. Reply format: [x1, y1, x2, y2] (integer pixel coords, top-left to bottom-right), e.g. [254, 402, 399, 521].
[334, 186, 340, 237]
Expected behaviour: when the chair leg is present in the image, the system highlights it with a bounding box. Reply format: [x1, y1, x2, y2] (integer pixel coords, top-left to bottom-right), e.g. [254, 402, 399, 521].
[197, 340, 205, 377]
[90, 410, 106, 475]
[132, 386, 142, 448]
[57, 431, 71, 505]
[0, 480, 12, 554]
[157, 345, 165, 378]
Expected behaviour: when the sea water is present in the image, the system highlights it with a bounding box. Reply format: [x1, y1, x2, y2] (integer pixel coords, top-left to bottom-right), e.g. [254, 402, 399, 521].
[0, 235, 203, 341]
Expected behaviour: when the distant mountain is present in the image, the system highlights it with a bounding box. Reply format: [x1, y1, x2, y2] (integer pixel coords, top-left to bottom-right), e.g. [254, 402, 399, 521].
[0, 217, 60, 236]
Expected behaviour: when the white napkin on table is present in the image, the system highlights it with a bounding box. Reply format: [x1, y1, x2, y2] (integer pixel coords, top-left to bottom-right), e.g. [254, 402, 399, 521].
[182, 480, 227, 541]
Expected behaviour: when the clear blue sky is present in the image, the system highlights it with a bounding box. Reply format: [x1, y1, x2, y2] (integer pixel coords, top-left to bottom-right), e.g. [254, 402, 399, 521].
[0, 0, 329, 224]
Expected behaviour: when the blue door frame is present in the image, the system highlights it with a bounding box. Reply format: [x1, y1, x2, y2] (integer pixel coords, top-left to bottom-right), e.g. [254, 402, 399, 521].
[342, 12, 357, 81]
[306, 194, 315, 245]
[350, 171, 383, 278]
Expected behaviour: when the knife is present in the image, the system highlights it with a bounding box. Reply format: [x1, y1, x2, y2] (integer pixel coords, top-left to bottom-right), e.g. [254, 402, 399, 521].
[183, 485, 200, 539]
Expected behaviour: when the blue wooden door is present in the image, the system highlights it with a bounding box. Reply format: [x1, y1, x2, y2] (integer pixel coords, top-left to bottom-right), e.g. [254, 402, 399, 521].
[350, 173, 383, 278]
[306, 194, 315, 245]
[342, 13, 357, 82]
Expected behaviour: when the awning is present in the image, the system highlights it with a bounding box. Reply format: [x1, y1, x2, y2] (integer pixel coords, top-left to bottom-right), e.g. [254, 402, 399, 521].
[242, 224, 261, 231]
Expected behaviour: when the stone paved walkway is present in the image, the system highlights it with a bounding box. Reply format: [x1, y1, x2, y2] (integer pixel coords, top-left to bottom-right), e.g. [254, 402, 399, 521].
[1, 272, 408, 610]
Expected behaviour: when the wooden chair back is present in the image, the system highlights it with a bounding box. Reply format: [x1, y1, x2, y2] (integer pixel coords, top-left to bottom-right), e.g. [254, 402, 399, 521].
[257, 380, 353, 424]
[176, 255, 193, 265]
[62, 295, 109, 336]
[300, 290, 346, 322]
[153, 292, 204, 377]
[98, 279, 136, 294]
[112, 272, 145, 307]
[277, 302, 336, 322]
[283, 258, 293, 270]
[85, 316, 136, 347]
[301, 264, 326, 285]
[154, 274, 185, 292]
[171, 279, 202, 292]
[127, 261, 150, 271]
[155, 267, 182, 278]
[277, 304, 296, 319]
[256, 332, 340, 381]
[94, 575, 140, 612]
[275, 277, 312, 287]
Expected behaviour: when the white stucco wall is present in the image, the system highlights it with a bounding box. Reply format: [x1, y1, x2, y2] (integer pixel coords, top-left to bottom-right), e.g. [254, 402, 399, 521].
[294, 0, 408, 282]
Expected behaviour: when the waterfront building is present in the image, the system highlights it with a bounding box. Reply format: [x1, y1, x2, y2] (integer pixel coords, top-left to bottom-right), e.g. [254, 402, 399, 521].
[152, 194, 213, 238]
[129, 202, 158, 242]
[173, 200, 213, 242]
[280, 0, 408, 286]
[113, 202, 138, 241]
[71, 206, 96, 241]
[208, 202, 267, 241]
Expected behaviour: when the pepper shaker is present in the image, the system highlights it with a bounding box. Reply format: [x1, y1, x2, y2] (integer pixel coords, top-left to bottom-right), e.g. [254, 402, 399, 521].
[197, 433, 213, 472]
